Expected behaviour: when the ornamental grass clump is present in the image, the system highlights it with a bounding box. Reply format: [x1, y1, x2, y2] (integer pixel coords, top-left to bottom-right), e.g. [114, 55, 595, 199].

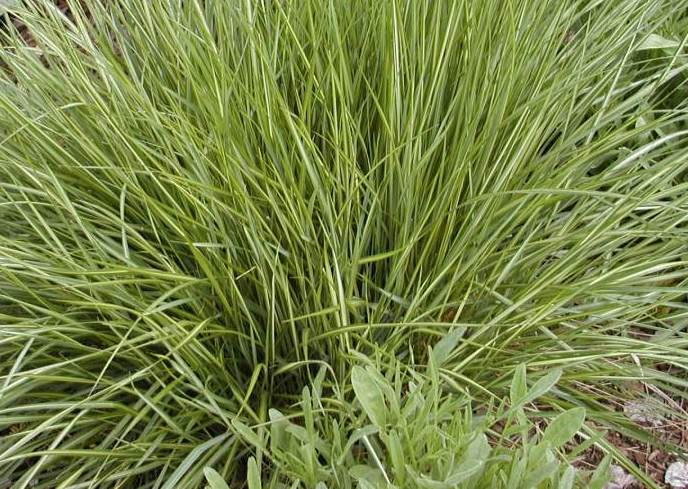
[0, 0, 687, 487]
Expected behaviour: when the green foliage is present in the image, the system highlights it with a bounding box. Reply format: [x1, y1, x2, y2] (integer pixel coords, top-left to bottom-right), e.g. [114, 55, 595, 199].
[204, 468, 231, 489]
[217, 362, 594, 489]
[0, 0, 686, 487]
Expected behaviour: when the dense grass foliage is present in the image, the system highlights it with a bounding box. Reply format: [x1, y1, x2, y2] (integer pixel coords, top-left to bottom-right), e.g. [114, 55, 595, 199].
[0, 0, 687, 487]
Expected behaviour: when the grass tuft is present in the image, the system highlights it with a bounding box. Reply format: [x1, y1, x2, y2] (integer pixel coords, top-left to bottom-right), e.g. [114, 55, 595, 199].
[0, 0, 687, 487]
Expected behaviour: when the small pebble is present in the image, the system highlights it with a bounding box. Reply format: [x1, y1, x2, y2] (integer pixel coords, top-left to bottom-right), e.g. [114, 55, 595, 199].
[623, 400, 664, 427]
[666, 461, 688, 489]
[604, 464, 636, 489]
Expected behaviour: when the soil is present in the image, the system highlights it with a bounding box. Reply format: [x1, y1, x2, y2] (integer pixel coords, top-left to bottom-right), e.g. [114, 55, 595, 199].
[573, 392, 688, 488]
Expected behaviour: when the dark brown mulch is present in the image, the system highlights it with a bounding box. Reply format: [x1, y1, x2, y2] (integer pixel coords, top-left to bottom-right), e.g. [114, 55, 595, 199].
[573, 394, 688, 488]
